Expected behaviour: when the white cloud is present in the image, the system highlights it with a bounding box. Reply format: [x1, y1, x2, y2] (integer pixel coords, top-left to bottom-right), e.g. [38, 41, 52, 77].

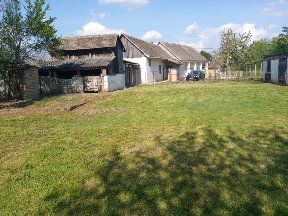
[184, 23, 199, 34]
[186, 23, 269, 50]
[89, 10, 110, 19]
[142, 30, 163, 41]
[98, 0, 149, 8]
[98, 12, 110, 19]
[76, 21, 125, 35]
[261, 0, 288, 17]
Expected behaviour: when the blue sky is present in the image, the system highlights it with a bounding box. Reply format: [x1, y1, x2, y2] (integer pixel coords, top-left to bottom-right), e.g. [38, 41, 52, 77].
[43, 0, 288, 50]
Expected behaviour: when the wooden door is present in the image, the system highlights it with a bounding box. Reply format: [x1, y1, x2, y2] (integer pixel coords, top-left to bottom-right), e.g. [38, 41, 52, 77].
[278, 58, 287, 85]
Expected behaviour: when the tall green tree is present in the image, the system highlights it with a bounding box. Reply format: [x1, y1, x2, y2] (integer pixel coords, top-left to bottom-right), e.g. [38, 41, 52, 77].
[0, 0, 60, 99]
[245, 39, 271, 71]
[219, 28, 251, 71]
[200, 50, 212, 62]
[270, 27, 288, 55]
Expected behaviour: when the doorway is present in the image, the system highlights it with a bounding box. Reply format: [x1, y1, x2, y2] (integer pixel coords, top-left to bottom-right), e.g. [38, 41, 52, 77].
[278, 58, 287, 85]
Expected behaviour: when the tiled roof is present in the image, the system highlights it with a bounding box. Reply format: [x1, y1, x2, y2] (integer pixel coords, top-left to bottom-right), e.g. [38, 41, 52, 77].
[159, 42, 207, 62]
[61, 34, 118, 51]
[122, 34, 178, 63]
[41, 55, 115, 69]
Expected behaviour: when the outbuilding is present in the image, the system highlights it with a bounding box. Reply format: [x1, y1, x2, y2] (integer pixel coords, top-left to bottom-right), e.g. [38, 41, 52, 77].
[40, 34, 126, 95]
[120, 34, 180, 84]
[263, 54, 288, 85]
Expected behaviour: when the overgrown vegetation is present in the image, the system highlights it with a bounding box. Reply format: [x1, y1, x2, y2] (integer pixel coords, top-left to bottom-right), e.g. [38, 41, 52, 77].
[204, 27, 288, 72]
[0, 0, 60, 99]
[1, 82, 287, 215]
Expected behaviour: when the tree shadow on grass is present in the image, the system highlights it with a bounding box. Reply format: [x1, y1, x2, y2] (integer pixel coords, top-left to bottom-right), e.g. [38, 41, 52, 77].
[43, 127, 288, 215]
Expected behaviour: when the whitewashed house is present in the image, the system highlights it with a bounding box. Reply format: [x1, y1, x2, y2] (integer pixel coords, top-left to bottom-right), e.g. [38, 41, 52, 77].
[263, 54, 288, 85]
[158, 42, 208, 80]
[120, 34, 179, 84]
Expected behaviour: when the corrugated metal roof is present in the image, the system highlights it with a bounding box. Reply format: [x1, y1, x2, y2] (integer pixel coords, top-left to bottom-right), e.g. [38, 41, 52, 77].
[263, 53, 288, 60]
[41, 55, 115, 69]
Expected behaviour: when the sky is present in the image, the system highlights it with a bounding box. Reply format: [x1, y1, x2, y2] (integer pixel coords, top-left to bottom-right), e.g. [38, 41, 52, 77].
[41, 0, 288, 51]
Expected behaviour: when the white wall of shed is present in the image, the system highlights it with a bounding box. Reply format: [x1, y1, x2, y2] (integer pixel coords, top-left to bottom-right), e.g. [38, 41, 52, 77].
[124, 57, 147, 84]
[103, 74, 125, 92]
[124, 57, 168, 84]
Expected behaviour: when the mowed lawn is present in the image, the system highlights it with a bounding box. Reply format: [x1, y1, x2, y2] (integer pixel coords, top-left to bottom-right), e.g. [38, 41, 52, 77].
[0, 81, 288, 215]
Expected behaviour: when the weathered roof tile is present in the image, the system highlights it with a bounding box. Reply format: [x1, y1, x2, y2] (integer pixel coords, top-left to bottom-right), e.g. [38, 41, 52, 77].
[122, 34, 178, 62]
[62, 34, 118, 51]
[160, 42, 207, 62]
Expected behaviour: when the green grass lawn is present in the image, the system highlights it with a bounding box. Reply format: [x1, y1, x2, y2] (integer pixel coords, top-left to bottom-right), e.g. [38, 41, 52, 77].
[0, 81, 288, 215]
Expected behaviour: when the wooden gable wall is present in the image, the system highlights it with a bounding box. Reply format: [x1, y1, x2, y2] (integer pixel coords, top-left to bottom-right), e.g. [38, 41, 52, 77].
[121, 36, 145, 59]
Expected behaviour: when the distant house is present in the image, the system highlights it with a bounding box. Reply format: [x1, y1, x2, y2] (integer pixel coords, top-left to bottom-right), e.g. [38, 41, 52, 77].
[40, 34, 126, 94]
[158, 42, 208, 80]
[120, 34, 179, 84]
[263, 54, 288, 85]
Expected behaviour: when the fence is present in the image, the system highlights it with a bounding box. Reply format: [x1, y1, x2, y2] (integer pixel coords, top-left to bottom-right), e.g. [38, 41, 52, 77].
[207, 70, 262, 80]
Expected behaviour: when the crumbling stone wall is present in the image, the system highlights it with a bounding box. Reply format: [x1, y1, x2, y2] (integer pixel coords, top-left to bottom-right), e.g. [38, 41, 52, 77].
[40, 76, 83, 95]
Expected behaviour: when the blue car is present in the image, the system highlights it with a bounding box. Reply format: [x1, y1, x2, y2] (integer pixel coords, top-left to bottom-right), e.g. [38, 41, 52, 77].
[186, 70, 206, 81]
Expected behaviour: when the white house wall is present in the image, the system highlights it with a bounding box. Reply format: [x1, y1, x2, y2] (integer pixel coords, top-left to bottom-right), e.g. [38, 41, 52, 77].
[177, 61, 206, 80]
[124, 57, 168, 84]
[147, 59, 166, 83]
[179, 64, 187, 80]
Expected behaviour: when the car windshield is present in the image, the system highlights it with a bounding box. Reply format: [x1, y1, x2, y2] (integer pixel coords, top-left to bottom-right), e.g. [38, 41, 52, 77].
[193, 71, 202, 75]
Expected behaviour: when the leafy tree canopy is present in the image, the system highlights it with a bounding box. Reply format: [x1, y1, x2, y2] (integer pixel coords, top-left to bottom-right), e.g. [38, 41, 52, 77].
[200, 50, 213, 62]
[0, 0, 61, 99]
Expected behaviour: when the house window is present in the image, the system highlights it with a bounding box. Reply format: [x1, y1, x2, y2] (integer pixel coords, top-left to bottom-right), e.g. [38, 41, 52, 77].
[159, 65, 162, 74]
[267, 60, 271, 73]
[202, 63, 205, 70]
[149, 59, 151, 66]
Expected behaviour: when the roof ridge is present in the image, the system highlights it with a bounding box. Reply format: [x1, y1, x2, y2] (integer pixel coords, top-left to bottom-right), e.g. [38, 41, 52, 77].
[161, 41, 197, 49]
[63, 34, 118, 40]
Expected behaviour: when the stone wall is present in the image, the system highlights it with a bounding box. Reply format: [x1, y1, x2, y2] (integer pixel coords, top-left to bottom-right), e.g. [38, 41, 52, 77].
[40, 76, 83, 95]
[60, 77, 83, 94]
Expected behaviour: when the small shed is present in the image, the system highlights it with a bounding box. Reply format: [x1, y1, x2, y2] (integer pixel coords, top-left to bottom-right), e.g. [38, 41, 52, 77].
[263, 54, 288, 85]
[0, 62, 40, 100]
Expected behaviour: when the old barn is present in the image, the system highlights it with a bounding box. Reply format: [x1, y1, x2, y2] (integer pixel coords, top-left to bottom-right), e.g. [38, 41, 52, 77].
[40, 34, 126, 94]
